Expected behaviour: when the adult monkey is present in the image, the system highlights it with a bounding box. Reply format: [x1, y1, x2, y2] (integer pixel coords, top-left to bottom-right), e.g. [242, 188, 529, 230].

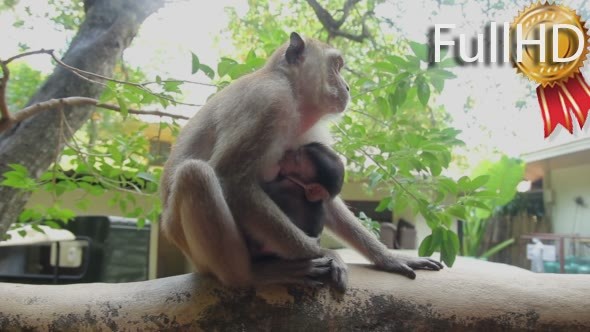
[161, 32, 443, 290]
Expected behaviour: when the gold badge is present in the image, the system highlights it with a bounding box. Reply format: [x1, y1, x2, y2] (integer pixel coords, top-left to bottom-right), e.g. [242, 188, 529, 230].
[511, 2, 590, 137]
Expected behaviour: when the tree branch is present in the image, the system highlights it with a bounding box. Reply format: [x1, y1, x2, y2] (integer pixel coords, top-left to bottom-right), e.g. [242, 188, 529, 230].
[0, 97, 189, 132]
[3, 49, 203, 108]
[3, 49, 54, 65]
[0, 61, 10, 123]
[0, 49, 195, 132]
[305, 0, 371, 42]
[141, 79, 216, 88]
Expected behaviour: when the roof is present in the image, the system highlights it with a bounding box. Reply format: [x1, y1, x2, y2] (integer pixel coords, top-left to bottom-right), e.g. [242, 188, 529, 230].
[521, 137, 590, 180]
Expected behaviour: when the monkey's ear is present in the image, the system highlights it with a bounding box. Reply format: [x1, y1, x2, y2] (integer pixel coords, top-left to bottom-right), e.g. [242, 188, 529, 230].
[286, 32, 305, 65]
[304, 184, 329, 202]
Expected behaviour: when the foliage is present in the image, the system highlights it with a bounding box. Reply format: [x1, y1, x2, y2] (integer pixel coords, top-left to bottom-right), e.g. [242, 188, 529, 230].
[0, 0, 18, 11]
[46, 0, 85, 31]
[461, 156, 525, 257]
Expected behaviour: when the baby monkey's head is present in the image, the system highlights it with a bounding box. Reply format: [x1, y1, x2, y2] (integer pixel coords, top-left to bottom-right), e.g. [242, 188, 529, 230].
[279, 142, 344, 202]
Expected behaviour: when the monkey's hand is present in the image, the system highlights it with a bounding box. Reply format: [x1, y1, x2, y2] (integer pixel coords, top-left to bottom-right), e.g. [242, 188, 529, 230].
[321, 249, 348, 292]
[376, 254, 444, 279]
[253, 256, 333, 287]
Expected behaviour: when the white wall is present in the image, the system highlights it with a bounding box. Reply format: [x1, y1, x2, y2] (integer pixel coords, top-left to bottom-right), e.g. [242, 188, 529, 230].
[549, 163, 590, 235]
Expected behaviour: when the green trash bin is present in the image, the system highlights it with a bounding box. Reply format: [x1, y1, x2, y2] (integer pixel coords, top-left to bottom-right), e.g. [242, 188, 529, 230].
[543, 261, 560, 273]
[564, 263, 579, 274]
[576, 264, 590, 274]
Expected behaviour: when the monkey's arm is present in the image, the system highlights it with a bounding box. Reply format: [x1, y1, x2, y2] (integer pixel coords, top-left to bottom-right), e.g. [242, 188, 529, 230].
[324, 197, 443, 279]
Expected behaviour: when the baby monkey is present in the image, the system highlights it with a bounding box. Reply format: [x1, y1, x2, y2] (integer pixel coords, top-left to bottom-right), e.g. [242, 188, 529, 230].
[253, 143, 345, 257]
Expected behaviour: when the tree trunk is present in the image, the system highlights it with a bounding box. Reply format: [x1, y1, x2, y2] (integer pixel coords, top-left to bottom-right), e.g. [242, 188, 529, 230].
[0, 0, 164, 236]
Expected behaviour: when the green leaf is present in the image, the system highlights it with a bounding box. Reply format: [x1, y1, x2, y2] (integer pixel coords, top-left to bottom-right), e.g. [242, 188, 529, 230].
[418, 235, 433, 256]
[217, 58, 238, 77]
[116, 96, 128, 117]
[45, 221, 62, 229]
[386, 55, 407, 67]
[416, 75, 430, 106]
[441, 229, 459, 267]
[78, 182, 104, 196]
[191, 52, 200, 75]
[457, 176, 471, 192]
[463, 199, 491, 211]
[387, 93, 399, 115]
[47, 206, 75, 222]
[376, 96, 390, 117]
[430, 163, 442, 177]
[408, 41, 429, 62]
[199, 64, 215, 79]
[438, 178, 458, 195]
[446, 205, 466, 220]
[100, 82, 117, 103]
[437, 47, 449, 61]
[419, 203, 440, 229]
[376, 196, 392, 212]
[8, 163, 28, 175]
[227, 63, 252, 79]
[431, 76, 445, 93]
[471, 156, 524, 207]
[392, 194, 408, 213]
[1, 169, 36, 190]
[471, 190, 498, 198]
[438, 57, 456, 68]
[137, 172, 157, 183]
[374, 61, 396, 74]
[430, 68, 457, 79]
[431, 226, 443, 252]
[390, 81, 409, 110]
[469, 175, 490, 191]
[122, 85, 144, 105]
[163, 81, 182, 94]
[31, 224, 45, 234]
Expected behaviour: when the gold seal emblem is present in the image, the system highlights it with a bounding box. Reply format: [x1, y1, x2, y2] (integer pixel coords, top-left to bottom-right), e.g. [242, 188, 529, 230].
[511, 2, 589, 87]
[511, 2, 590, 138]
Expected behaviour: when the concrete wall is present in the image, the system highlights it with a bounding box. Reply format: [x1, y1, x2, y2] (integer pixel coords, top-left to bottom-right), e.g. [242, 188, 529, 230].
[3, 252, 590, 331]
[547, 163, 590, 235]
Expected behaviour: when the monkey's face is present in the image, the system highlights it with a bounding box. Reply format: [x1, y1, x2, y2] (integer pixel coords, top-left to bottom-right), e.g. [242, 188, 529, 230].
[278, 34, 350, 117]
[299, 43, 350, 115]
[278, 148, 317, 182]
[322, 48, 350, 114]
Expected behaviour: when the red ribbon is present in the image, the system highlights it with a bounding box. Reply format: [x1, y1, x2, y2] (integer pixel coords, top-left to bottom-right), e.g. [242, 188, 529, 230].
[536, 73, 590, 138]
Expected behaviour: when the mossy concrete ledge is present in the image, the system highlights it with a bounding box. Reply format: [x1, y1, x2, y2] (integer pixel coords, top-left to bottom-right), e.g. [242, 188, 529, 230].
[0, 250, 589, 331]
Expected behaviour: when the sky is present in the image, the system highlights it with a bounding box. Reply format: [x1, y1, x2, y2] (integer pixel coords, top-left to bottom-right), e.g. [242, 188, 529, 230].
[1, 0, 589, 166]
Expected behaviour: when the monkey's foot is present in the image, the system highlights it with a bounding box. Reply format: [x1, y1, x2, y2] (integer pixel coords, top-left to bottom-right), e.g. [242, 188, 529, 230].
[376, 255, 444, 279]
